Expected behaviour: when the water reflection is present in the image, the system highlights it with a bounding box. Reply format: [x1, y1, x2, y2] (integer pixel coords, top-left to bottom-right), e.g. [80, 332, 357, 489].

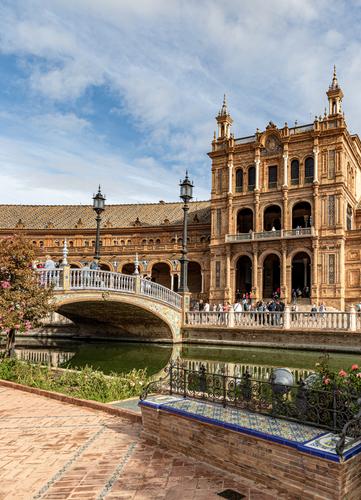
[13, 338, 361, 381]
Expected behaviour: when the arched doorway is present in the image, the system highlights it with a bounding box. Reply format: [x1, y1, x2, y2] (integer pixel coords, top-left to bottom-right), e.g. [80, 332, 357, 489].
[292, 202, 312, 228]
[151, 262, 171, 289]
[291, 252, 311, 297]
[263, 254, 280, 298]
[99, 263, 111, 271]
[188, 262, 202, 293]
[70, 263, 81, 269]
[122, 263, 135, 275]
[263, 205, 282, 231]
[235, 256, 252, 297]
[237, 208, 253, 233]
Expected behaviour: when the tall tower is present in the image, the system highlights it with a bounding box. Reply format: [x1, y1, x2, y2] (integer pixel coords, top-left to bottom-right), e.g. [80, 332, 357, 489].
[216, 95, 233, 139]
[327, 65, 344, 116]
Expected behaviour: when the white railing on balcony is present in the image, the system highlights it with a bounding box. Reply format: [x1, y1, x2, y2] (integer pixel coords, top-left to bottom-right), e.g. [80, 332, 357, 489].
[225, 227, 315, 243]
[140, 279, 182, 309]
[70, 269, 136, 293]
[37, 269, 63, 289]
[186, 310, 355, 331]
[37, 269, 182, 309]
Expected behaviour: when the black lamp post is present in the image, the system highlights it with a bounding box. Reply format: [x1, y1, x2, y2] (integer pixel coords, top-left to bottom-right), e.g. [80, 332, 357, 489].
[92, 185, 106, 261]
[178, 172, 193, 293]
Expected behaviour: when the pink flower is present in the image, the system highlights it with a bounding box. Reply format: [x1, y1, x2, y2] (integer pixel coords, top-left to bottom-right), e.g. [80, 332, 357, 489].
[356, 373, 361, 379]
[24, 321, 32, 331]
[352, 364, 359, 371]
[323, 378, 331, 385]
[0, 281, 10, 288]
[339, 370, 347, 377]
[14, 324, 20, 330]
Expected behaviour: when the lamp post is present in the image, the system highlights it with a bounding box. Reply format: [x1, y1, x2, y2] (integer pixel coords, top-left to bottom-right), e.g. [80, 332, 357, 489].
[178, 172, 193, 293]
[92, 186, 106, 262]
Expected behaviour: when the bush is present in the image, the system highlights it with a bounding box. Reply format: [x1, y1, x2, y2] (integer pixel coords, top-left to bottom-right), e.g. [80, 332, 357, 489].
[0, 358, 148, 403]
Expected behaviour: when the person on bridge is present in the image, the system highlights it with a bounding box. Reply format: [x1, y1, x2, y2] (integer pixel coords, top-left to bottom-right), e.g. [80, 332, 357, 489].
[90, 259, 99, 270]
[44, 255, 56, 270]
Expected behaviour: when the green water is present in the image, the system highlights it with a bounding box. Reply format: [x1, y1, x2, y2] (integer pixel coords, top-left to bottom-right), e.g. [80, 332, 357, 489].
[14, 338, 361, 377]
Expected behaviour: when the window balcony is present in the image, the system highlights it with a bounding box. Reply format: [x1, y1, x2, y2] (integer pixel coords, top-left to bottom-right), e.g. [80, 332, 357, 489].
[225, 227, 315, 243]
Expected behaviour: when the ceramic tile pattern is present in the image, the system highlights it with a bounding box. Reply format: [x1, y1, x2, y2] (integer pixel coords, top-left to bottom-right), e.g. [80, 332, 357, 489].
[0, 387, 290, 499]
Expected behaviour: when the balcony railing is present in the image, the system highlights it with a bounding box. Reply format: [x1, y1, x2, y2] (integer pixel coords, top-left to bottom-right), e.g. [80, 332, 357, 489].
[225, 227, 314, 243]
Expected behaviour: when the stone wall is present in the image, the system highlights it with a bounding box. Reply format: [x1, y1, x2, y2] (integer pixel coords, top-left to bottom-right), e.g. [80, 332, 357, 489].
[182, 326, 361, 352]
[141, 405, 361, 499]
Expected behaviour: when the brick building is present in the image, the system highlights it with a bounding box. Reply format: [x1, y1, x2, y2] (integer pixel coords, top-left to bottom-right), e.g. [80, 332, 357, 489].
[2, 68, 361, 309]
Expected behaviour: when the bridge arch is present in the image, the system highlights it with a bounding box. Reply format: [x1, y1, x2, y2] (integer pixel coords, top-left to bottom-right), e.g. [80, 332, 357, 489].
[54, 292, 180, 342]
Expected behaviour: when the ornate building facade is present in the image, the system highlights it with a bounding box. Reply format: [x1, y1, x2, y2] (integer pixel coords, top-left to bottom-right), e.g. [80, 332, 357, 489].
[1, 69, 361, 309]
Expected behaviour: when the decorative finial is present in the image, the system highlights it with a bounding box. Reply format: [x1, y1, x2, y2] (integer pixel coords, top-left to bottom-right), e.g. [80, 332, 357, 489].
[331, 65, 339, 89]
[219, 94, 228, 116]
[62, 239, 68, 266]
[213, 130, 216, 140]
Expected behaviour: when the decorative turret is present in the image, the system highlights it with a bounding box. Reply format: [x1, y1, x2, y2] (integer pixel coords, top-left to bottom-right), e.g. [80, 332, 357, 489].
[327, 65, 343, 116]
[216, 94, 233, 139]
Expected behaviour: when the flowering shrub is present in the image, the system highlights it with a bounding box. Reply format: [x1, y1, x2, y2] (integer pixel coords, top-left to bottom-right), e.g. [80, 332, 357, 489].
[314, 354, 361, 393]
[0, 236, 54, 356]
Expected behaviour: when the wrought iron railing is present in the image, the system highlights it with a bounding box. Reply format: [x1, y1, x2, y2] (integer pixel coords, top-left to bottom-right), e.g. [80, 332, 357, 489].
[141, 362, 361, 457]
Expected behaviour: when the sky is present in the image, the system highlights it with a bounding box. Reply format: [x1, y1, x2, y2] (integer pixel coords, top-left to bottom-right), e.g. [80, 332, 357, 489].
[1, 0, 361, 205]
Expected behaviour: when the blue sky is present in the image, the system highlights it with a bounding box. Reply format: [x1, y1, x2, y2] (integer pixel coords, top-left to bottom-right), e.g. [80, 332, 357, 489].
[1, 0, 361, 204]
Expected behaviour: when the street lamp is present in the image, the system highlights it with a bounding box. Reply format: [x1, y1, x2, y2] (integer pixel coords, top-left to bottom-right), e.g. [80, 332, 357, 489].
[178, 171, 193, 293]
[92, 185, 106, 261]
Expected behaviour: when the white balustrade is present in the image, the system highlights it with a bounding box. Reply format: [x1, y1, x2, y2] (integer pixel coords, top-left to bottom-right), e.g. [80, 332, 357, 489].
[140, 278, 182, 309]
[290, 311, 350, 330]
[70, 269, 136, 293]
[186, 310, 355, 331]
[37, 269, 63, 289]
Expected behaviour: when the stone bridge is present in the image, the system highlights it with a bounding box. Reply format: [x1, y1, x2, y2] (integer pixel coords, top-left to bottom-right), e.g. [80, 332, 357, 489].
[39, 268, 184, 342]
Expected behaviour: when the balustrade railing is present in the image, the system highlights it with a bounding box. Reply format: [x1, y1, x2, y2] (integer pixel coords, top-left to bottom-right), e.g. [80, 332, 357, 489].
[186, 310, 355, 331]
[70, 269, 136, 293]
[226, 227, 314, 243]
[37, 269, 63, 289]
[140, 278, 182, 309]
[37, 269, 182, 309]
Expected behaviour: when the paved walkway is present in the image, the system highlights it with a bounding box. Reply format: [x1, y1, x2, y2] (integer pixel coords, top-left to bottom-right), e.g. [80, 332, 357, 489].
[0, 387, 291, 499]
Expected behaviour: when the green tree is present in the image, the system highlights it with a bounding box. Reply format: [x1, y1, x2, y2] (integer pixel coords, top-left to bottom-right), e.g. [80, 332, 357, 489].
[0, 236, 54, 357]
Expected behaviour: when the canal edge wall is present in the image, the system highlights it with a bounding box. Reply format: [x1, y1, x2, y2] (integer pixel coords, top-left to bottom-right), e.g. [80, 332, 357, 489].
[182, 326, 361, 353]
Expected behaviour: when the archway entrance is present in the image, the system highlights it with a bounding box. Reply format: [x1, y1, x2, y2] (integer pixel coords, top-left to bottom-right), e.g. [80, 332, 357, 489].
[235, 256, 252, 297]
[99, 263, 111, 271]
[188, 262, 202, 294]
[237, 208, 253, 233]
[122, 263, 135, 275]
[263, 254, 280, 298]
[292, 252, 311, 297]
[292, 202, 312, 228]
[151, 262, 171, 289]
[70, 263, 81, 269]
[264, 205, 282, 231]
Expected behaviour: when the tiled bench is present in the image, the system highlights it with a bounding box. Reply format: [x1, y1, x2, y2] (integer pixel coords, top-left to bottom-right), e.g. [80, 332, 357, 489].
[139, 395, 361, 499]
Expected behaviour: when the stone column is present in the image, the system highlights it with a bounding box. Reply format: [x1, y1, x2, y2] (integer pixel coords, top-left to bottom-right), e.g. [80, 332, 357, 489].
[339, 238, 345, 310]
[313, 146, 319, 183]
[252, 247, 258, 301]
[281, 245, 287, 301]
[349, 305, 357, 332]
[283, 153, 288, 187]
[228, 160, 233, 194]
[283, 305, 290, 330]
[312, 242, 319, 303]
[255, 159, 260, 191]
[171, 274, 174, 291]
[225, 246, 231, 301]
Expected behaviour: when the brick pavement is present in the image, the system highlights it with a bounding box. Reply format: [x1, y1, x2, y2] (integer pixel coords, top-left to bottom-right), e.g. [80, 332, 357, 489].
[0, 387, 292, 499]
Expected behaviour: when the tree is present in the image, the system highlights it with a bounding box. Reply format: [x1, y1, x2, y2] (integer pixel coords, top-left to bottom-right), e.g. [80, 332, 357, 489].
[0, 236, 54, 357]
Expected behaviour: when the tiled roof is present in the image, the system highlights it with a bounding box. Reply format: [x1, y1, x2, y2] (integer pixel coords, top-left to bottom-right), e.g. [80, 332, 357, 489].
[0, 201, 211, 230]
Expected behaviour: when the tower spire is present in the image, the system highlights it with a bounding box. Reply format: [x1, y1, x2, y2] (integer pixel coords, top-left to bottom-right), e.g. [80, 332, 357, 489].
[216, 94, 233, 139]
[326, 65, 343, 116]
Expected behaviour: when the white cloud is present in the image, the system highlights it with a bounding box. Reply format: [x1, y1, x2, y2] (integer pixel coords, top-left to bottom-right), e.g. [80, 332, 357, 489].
[0, 0, 361, 203]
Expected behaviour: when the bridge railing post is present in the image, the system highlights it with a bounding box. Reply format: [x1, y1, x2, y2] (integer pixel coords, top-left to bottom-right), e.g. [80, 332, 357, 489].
[283, 305, 290, 330]
[135, 275, 141, 295]
[349, 305, 357, 332]
[62, 265, 71, 290]
[180, 292, 192, 327]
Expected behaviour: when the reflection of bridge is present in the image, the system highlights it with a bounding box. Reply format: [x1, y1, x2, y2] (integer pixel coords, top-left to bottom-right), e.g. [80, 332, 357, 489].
[15, 348, 75, 367]
[39, 268, 183, 342]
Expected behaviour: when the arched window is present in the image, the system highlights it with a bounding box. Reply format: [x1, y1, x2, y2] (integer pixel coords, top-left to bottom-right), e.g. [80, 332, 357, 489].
[235, 169, 243, 193]
[156, 238, 161, 244]
[113, 240, 118, 246]
[69, 241, 74, 247]
[149, 239, 154, 245]
[142, 239, 147, 245]
[268, 165, 277, 189]
[84, 240, 89, 247]
[304, 157, 314, 183]
[54, 240, 60, 247]
[39, 241, 44, 248]
[291, 160, 300, 185]
[248, 166, 255, 192]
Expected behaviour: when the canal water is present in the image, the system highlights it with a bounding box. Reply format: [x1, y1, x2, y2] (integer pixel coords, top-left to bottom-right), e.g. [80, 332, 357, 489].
[13, 337, 361, 381]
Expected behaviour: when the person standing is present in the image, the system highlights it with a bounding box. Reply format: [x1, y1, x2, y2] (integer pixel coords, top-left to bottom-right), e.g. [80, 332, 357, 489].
[44, 255, 56, 269]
